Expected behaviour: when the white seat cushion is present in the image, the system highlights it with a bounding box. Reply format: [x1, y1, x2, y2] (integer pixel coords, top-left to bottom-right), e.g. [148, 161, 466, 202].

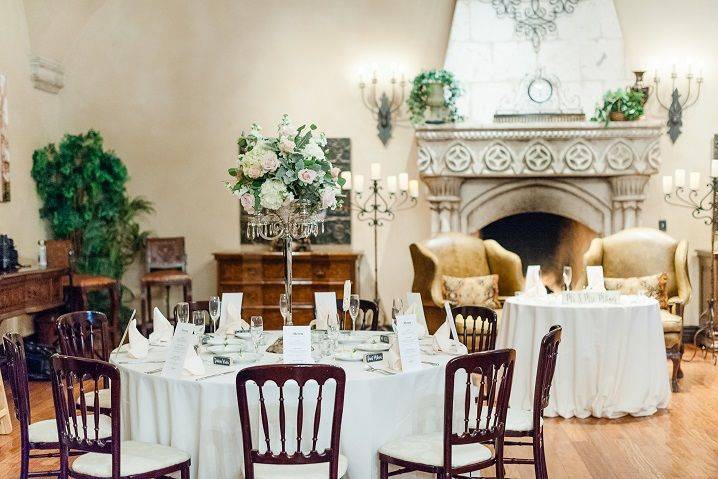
[28, 414, 112, 444]
[379, 432, 492, 468]
[504, 408, 541, 433]
[253, 454, 348, 479]
[70, 440, 189, 477]
[77, 388, 111, 409]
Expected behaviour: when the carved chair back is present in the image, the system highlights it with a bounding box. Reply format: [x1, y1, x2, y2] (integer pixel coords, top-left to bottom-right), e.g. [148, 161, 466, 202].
[3, 333, 32, 444]
[57, 311, 111, 362]
[335, 298, 379, 331]
[444, 349, 515, 470]
[50, 355, 121, 475]
[146, 237, 187, 272]
[532, 325, 562, 429]
[452, 306, 498, 353]
[236, 364, 346, 479]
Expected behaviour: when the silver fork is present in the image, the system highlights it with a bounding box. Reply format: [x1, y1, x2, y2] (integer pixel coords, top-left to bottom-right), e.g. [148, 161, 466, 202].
[364, 364, 396, 375]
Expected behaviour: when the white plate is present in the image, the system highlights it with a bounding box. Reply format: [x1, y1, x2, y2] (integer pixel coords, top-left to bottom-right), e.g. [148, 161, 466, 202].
[355, 342, 390, 352]
[334, 351, 365, 362]
[337, 334, 365, 345]
[206, 344, 248, 355]
[205, 336, 246, 346]
[234, 331, 252, 339]
[230, 352, 262, 363]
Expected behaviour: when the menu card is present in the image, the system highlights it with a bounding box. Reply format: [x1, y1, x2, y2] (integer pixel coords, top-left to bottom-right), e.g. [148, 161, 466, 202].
[342, 280, 351, 311]
[161, 322, 196, 378]
[283, 326, 313, 364]
[395, 314, 421, 372]
[220, 292, 243, 326]
[444, 301, 459, 340]
[406, 292, 429, 337]
[314, 292, 337, 330]
[586, 266, 606, 291]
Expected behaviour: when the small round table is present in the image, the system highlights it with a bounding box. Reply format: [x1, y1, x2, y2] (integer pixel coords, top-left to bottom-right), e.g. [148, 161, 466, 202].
[497, 294, 670, 419]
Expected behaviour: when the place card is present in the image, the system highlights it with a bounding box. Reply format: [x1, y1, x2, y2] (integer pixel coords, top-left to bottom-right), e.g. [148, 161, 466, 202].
[379, 334, 391, 344]
[213, 356, 232, 366]
[586, 266, 606, 291]
[283, 326, 313, 364]
[314, 292, 337, 330]
[161, 322, 196, 378]
[364, 352, 384, 364]
[444, 302, 459, 341]
[395, 314, 421, 372]
[406, 292, 429, 337]
[342, 280, 351, 311]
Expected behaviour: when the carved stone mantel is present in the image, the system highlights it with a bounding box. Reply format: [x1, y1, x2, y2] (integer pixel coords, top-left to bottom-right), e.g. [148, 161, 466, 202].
[414, 120, 663, 236]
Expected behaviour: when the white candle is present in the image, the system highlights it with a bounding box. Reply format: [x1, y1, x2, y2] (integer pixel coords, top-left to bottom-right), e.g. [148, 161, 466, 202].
[662, 176, 673, 194]
[689, 171, 701, 190]
[354, 174, 364, 193]
[409, 180, 419, 198]
[398, 172, 409, 191]
[340, 171, 352, 190]
[674, 169, 686, 187]
[711, 160, 718, 177]
[370, 162, 381, 180]
[386, 175, 397, 193]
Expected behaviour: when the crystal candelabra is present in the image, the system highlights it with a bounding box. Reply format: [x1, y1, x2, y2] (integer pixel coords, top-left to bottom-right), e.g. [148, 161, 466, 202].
[245, 201, 324, 325]
[341, 163, 419, 311]
[663, 162, 718, 363]
[653, 64, 703, 143]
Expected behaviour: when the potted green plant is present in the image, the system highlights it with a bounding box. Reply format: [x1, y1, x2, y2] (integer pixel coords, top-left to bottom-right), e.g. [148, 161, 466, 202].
[407, 69, 463, 125]
[591, 88, 645, 126]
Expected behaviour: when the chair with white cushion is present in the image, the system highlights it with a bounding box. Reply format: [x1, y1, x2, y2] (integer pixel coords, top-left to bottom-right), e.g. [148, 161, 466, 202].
[503, 325, 562, 479]
[378, 349, 516, 479]
[50, 354, 190, 479]
[235, 364, 348, 479]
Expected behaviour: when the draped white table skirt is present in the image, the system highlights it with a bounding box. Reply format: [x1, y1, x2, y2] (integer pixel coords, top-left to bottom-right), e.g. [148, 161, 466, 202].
[497, 295, 670, 419]
[115, 332, 471, 479]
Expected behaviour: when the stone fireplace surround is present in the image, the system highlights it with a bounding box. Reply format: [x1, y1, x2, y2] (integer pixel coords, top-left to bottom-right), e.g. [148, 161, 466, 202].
[414, 120, 664, 237]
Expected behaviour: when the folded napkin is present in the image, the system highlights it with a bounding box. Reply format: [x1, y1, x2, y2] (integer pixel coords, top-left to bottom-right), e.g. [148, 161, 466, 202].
[586, 265, 606, 291]
[433, 321, 468, 355]
[406, 299, 429, 338]
[384, 338, 403, 372]
[523, 265, 547, 297]
[183, 345, 206, 375]
[127, 318, 150, 359]
[149, 307, 174, 345]
[217, 303, 249, 335]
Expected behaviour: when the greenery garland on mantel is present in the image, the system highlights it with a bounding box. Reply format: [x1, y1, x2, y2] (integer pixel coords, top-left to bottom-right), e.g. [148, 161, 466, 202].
[407, 69, 463, 125]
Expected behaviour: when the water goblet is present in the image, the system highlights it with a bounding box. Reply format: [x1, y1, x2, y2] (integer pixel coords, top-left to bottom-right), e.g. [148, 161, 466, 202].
[209, 296, 220, 332]
[563, 266, 573, 291]
[349, 294, 360, 331]
[250, 316, 264, 353]
[176, 302, 189, 324]
[327, 313, 340, 356]
[279, 293, 289, 326]
[192, 310, 205, 349]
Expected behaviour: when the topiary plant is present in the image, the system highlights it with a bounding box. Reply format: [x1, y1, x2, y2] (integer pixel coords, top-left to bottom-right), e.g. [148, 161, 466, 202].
[407, 69, 463, 125]
[591, 88, 645, 126]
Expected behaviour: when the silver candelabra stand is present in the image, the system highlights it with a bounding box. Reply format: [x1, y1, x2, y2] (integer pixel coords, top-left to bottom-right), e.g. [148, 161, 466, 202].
[245, 201, 324, 325]
[663, 167, 718, 363]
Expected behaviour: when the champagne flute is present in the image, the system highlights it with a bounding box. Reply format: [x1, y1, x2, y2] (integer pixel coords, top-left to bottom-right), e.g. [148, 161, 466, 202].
[209, 296, 220, 333]
[279, 294, 289, 326]
[349, 294, 360, 331]
[563, 266, 573, 291]
[176, 302, 189, 324]
[250, 316, 263, 353]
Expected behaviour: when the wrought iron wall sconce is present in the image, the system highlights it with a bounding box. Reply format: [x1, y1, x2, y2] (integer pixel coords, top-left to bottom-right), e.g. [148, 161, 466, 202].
[359, 68, 407, 146]
[653, 65, 703, 143]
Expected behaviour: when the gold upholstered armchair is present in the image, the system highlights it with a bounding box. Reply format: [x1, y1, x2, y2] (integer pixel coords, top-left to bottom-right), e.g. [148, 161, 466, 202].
[410, 232, 524, 332]
[580, 227, 691, 392]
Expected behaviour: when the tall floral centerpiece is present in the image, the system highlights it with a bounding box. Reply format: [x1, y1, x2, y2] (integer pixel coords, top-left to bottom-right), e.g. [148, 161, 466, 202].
[226, 115, 344, 324]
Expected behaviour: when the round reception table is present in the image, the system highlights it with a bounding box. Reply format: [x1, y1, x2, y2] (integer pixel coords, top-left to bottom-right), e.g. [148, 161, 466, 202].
[112, 331, 468, 479]
[496, 294, 671, 419]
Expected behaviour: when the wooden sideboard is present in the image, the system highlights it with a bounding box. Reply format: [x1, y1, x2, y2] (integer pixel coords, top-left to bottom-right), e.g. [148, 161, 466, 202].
[0, 266, 66, 321]
[214, 250, 361, 330]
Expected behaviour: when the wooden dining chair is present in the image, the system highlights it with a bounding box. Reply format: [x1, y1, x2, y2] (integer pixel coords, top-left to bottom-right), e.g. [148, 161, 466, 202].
[56, 311, 112, 413]
[378, 348, 516, 479]
[3, 333, 88, 479]
[50, 354, 191, 479]
[503, 325, 562, 479]
[335, 298, 379, 331]
[452, 305, 498, 352]
[235, 364, 348, 479]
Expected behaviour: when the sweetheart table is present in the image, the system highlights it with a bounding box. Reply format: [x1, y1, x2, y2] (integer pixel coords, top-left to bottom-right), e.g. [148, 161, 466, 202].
[497, 294, 670, 419]
[112, 331, 469, 479]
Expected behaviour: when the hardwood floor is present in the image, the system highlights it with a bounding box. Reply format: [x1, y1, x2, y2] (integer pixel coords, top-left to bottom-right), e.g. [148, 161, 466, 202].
[2, 349, 718, 478]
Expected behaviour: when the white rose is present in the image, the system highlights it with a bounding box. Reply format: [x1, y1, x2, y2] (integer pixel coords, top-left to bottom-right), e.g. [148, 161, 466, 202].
[261, 150, 280, 172]
[240, 147, 265, 179]
[320, 187, 338, 209]
[297, 168, 319, 184]
[278, 137, 295, 154]
[259, 179, 289, 210]
[302, 141, 325, 160]
[279, 124, 298, 138]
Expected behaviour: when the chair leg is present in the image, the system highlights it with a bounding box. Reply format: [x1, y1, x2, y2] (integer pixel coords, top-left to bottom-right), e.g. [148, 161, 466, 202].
[146, 286, 154, 332]
[140, 284, 149, 335]
[534, 431, 548, 479]
[671, 354, 681, 392]
[380, 459, 389, 479]
[20, 447, 29, 479]
[181, 463, 190, 479]
[184, 280, 193, 303]
[165, 285, 171, 319]
[108, 282, 121, 344]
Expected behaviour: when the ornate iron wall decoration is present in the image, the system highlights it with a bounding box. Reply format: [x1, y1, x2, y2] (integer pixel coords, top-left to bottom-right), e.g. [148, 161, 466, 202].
[490, 0, 584, 52]
[666, 89, 683, 143]
[240, 138, 352, 246]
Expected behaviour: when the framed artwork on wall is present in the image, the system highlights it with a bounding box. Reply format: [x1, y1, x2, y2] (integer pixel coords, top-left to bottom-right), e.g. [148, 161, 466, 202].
[0, 74, 9, 202]
[239, 137, 352, 246]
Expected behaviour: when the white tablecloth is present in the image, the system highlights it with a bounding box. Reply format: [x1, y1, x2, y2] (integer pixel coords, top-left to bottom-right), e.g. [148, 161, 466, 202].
[113, 331, 467, 479]
[497, 295, 670, 419]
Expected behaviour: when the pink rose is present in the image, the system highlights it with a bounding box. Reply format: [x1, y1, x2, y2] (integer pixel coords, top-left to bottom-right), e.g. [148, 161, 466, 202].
[298, 168, 318, 184]
[261, 151, 280, 172]
[246, 165, 263, 179]
[240, 192, 256, 214]
[331, 167, 340, 180]
[320, 187, 337, 209]
[279, 138, 295, 154]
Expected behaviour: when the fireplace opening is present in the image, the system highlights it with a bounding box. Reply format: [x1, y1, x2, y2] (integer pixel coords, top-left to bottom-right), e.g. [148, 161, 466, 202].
[478, 212, 597, 292]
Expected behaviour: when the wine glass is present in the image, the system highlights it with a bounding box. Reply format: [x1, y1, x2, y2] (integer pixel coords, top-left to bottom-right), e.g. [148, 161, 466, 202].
[563, 266, 573, 291]
[349, 294, 360, 331]
[250, 316, 263, 353]
[327, 313, 340, 356]
[279, 294, 289, 326]
[209, 296, 220, 333]
[391, 298, 404, 321]
[192, 311, 205, 348]
[176, 302, 189, 323]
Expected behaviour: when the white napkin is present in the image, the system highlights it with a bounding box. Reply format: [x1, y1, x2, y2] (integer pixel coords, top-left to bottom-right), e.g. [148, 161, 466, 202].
[586, 266, 606, 291]
[406, 293, 429, 338]
[183, 345, 206, 375]
[314, 292, 337, 330]
[433, 321, 468, 355]
[523, 265, 547, 297]
[384, 338, 403, 372]
[217, 303, 249, 335]
[127, 318, 150, 359]
[149, 307, 174, 345]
